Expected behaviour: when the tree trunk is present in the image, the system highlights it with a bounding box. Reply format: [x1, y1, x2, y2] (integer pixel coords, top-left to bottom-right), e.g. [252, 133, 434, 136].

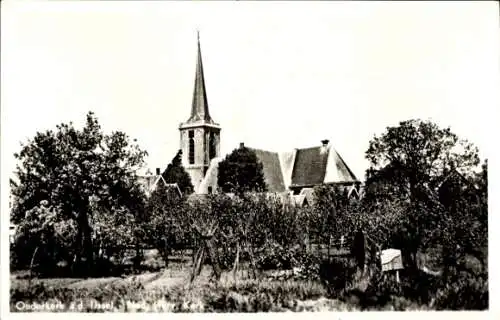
[246, 241, 258, 279]
[134, 243, 141, 272]
[163, 238, 169, 268]
[190, 247, 205, 283]
[71, 223, 84, 275]
[81, 214, 94, 276]
[205, 237, 222, 281]
[232, 243, 241, 281]
[29, 246, 39, 282]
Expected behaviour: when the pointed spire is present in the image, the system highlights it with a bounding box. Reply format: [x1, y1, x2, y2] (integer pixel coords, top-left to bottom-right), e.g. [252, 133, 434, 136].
[187, 31, 214, 124]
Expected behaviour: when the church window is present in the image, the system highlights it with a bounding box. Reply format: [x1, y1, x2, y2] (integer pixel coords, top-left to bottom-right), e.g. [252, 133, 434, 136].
[188, 130, 195, 164]
[209, 132, 216, 160]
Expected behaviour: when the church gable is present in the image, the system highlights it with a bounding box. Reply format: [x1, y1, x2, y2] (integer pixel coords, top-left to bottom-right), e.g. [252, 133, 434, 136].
[323, 147, 359, 184]
[278, 150, 297, 190]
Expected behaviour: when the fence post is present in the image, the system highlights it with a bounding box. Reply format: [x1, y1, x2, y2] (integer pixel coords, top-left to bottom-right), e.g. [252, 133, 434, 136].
[352, 230, 366, 275]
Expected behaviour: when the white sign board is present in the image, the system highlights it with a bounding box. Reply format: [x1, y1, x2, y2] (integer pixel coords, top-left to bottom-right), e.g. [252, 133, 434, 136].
[380, 248, 403, 272]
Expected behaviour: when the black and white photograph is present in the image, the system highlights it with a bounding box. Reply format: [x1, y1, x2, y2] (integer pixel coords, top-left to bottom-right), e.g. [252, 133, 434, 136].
[1, 1, 496, 315]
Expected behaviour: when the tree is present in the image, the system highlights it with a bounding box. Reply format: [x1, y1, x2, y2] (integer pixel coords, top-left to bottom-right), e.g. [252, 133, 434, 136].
[161, 149, 194, 195]
[10, 112, 147, 275]
[365, 119, 479, 202]
[217, 146, 267, 194]
[364, 119, 481, 272]
[142, 183, 188, 267]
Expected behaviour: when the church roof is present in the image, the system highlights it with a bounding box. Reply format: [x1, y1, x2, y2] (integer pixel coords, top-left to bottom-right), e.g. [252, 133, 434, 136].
[196, 142, 359, 194]
[184, 32, 216, 125]
[290, 146, 329, 187]
[290, 144, 359, 187]
[250, 148, 287, 193]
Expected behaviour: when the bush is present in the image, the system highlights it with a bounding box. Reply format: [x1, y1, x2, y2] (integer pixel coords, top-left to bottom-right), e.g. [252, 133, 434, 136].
[318, 258, 357, 295]
[254, 242, 298, 270]
[432, 271, 488, 310]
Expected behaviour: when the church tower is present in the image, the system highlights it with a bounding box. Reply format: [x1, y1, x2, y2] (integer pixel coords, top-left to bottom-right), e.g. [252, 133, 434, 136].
[179, 32, 221, 192]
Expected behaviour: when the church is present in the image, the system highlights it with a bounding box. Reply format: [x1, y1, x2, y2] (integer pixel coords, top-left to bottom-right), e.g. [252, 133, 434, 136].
[150, 34, 361, 200]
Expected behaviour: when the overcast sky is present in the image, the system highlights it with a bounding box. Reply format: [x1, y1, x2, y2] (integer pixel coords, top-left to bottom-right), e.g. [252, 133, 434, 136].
[2, 1, 498, 182]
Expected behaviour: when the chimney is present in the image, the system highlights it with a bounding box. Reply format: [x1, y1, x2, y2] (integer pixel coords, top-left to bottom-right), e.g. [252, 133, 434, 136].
[240, 142, 245, 149]
[320, 139, 329, 155]
[156, 168, 161, 176]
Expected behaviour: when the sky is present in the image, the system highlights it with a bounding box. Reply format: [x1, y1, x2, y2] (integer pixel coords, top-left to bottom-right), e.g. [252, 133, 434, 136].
[1, 1, 499, 183]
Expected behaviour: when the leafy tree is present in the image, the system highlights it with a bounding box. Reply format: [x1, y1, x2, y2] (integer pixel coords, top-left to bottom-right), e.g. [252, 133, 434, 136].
[217, 146, 267, 194]
[364, 119, 482, 272]
[365, 119, 479, 202]
[10, 112, 147, 274]
[161, 149, 194, 195]
[141, 183, 189, 267]
[476, 159, 487, 197]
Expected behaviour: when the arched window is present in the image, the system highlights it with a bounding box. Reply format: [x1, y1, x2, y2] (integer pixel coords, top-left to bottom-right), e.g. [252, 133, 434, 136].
[209, 132, 216, 160]
[188, 130, 195, 164]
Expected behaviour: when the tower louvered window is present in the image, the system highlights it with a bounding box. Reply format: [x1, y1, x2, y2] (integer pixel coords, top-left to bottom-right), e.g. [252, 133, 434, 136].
[188, 130, 195, 164]
[209, 132, 216, 160]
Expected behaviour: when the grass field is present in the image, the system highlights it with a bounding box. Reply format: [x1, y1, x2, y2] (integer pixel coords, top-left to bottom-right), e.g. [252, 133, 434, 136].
[10, 247, 487, 312]
[10, 262, 362, 312]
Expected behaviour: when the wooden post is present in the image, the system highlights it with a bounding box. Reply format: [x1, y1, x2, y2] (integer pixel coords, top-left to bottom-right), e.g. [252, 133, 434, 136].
[29, 246, 40, 285]
[352, 230, 366, 275]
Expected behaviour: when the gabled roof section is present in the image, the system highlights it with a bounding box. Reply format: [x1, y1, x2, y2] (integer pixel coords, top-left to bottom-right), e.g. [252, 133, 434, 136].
[279, 150, 297, 190]
[323, 147, 359, 184]
[250, 148, 287, 193]
[299, 187, 316, 204]
[184, 32, 215, 125]
[138, 174, 182, 197]
[292, 194, 309, 207]
[290, 146, 329, 187]
[137, 175, 159, 193]
[438, 169, 479, 192]
[197, 157, 223, 194]
[290, 143, 359, 187]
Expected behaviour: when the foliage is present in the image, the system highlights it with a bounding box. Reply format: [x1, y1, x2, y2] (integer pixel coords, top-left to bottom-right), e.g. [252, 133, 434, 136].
[313, 185, 356, 242]
[365, 119, 479, 203]
[10, 112, 148, 274]
[161, 149, 194, 195]
[364, 119, 482, 270]
[254, 241, 298, 270]
[432, 270, 488, 310]
[217, 146, 267, 194]
[141, 185, 190, 266]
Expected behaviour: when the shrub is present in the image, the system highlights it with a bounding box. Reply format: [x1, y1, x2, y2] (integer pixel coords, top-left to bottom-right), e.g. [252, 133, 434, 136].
[318, 258, 357, 296]
[432, 270, 488, 310]
[254, 242, 298, 270]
